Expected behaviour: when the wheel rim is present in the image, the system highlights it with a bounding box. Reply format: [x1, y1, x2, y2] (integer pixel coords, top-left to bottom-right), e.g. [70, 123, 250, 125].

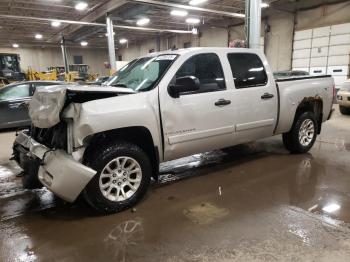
[99, 157, 142, 202]
[298, 119, 315, 147]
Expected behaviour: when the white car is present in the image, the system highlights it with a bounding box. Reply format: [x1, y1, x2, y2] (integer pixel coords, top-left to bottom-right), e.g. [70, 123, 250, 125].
[336, 79, 350, 115]
[13, 48, 334, 214]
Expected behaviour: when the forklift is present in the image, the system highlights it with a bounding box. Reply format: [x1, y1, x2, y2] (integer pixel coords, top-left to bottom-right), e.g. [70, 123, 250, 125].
[0, 53, 25, 83]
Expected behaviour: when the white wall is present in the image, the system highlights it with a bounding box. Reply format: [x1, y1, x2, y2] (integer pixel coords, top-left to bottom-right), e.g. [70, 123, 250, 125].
[0, 46, 110, 76]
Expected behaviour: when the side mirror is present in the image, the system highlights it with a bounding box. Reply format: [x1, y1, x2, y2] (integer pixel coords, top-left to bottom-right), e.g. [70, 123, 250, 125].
[168, 76, 200, 98]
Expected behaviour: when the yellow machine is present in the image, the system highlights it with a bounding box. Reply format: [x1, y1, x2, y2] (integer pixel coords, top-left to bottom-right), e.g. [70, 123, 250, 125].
[26, 65, 97, 83]
[26, 67, 58, 81]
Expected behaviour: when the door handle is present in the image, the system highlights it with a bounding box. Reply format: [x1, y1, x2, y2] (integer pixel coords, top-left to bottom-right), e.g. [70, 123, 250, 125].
[215, 99, 231, 106]
[261, 93, 274, 99]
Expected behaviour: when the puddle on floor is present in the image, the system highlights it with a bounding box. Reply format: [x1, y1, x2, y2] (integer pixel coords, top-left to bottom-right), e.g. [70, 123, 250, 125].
[183, 202, 229, 225]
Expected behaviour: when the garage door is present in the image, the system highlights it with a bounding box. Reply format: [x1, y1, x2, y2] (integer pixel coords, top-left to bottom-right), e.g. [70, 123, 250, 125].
[292, 23, 350, 90]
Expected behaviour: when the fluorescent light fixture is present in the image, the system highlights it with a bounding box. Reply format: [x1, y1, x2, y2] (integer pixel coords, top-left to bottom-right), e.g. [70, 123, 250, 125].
[105, 32, 116, 36]
[170, 10, 188, 17]
[119, 38, 128, 44]
[51, 21, 61, 27]
[75, 2, 88, 11]
[35, 34, 43, 39]
[322, 203, 340, 213]
[261, 2, 269, 8]
[80, 41, 88, 46]
[189, 0, 207, 6]
[186, 18, 200, 24]
[12, 43, 19, 48]
[136, 18, 150, 26]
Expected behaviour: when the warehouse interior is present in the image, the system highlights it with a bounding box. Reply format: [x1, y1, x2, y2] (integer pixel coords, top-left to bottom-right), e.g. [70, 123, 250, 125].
[1, 0, 350, 261]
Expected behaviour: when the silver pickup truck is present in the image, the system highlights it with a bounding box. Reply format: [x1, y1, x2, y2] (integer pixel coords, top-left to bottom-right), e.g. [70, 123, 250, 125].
[13, 48, 334, 214]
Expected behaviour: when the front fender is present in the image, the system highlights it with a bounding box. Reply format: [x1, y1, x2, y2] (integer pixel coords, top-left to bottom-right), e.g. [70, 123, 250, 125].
[72, 90, 162, 151]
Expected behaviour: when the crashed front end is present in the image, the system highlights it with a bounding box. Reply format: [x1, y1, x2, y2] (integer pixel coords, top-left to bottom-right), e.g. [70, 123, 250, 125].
[12, 85, 100, 202]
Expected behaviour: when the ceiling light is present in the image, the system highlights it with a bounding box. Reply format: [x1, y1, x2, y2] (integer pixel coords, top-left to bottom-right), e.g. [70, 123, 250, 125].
[322, 203, 340, 213]
[119, 38, 128, 44]
[170, 10, 188, 17]
[35, 34, 43, 39]
[81, 41, 88, 46]
[136, 18, 150, 26]
[51, 21, 61, 27]
[189, 0, 207, 6]
[261, 2, 269, 8]
[75, 2, 88, 11]
[186, 18, 200, 24]
[12, 43, 19, 48]
[105, 32, 116, 36]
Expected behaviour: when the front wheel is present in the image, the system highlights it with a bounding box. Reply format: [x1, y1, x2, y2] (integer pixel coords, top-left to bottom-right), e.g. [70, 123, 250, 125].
[283, 111, 317, 154]
[83, 141, 152, 214]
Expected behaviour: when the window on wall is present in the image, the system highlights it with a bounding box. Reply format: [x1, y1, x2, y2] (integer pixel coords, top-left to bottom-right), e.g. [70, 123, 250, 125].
[73, 55, 83, 64]
[175, 53, 226, 94]
[184, 42, 192, 48]
[227, 53, 267, 89]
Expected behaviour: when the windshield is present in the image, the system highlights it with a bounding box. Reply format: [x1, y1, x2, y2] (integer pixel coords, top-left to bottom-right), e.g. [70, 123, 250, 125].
[105, 54, 177, 91]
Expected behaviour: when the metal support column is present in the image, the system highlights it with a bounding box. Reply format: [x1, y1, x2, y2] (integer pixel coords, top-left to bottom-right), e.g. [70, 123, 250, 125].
[106, 15, 116, 72]
[60, 36, 69, 74]
[245, 0, 262, 49]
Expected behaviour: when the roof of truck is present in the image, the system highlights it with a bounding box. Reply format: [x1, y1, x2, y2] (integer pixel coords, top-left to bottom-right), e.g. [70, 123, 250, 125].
[144, 47, 261, 57]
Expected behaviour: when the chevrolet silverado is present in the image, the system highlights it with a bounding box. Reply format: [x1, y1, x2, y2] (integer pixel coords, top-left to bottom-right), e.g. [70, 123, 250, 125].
[13, 48, 334, 214]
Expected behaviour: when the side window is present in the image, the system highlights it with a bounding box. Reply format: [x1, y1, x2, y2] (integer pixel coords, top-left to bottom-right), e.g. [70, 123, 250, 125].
[227, 53, 267, 89]
[176, 53, 225, 94]
[0, 84, 30, 101]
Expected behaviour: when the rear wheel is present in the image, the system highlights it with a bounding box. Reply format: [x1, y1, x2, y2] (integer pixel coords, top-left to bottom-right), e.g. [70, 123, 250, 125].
[339, 105, 350, 115]
[283, 111, 317, 154]
[83, 141, 152, 214]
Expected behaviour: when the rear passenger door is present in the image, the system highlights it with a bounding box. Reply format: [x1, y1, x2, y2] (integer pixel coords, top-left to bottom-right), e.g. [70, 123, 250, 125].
[226, 52, 278, 143]
[160, 53, 236, 161]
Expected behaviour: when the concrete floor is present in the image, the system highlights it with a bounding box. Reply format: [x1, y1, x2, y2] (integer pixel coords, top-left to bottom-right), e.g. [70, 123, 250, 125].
[0, 107, 350, 262]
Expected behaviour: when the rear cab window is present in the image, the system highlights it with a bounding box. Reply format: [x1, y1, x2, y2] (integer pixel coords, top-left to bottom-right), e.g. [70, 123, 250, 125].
[227, 53, 268, 89]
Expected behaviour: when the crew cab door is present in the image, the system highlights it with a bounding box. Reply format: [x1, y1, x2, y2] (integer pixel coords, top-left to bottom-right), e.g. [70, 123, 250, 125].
[159, 52, 236, 161]
[225, 52, 278, 143]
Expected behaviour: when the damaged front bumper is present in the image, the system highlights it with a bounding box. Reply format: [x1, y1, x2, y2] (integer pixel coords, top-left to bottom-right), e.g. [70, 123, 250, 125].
[14, 131, 96, 202]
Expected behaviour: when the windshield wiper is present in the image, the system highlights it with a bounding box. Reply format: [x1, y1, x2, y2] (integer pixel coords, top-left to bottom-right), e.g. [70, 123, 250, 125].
[111, 83, 127, 88]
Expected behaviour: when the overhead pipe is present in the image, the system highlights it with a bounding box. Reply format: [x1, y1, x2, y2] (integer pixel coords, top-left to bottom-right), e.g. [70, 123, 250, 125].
[0, 14, 193, 34]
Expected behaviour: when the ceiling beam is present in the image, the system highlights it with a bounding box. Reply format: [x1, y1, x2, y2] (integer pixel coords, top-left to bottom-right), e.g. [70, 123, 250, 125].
[0, 14, 193, 36]
[128, 0, 245, 18]
[50, 0, 128, 42]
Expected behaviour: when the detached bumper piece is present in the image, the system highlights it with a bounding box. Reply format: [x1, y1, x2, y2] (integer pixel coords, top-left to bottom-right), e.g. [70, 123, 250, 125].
[14, 131, 96, 202]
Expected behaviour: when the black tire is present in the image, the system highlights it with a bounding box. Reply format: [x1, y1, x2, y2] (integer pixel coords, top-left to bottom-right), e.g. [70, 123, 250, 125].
[339, 105, 350, 115]
[283, 111, 317, 154]
[83, 141, 152, 214]
[22, 173, 42, 189]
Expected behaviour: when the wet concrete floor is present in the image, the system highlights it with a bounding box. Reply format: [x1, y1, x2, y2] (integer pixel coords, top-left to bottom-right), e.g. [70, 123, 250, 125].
[0, 107, 350, 261]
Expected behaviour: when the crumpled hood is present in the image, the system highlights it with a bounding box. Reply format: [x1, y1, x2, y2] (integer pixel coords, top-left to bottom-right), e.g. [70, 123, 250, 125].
[29, 84, 135, 128]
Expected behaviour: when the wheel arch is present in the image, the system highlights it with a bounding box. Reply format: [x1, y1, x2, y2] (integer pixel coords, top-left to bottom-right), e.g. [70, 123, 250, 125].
[293, 97, 323, 134]
[83, 126, 159, 180]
